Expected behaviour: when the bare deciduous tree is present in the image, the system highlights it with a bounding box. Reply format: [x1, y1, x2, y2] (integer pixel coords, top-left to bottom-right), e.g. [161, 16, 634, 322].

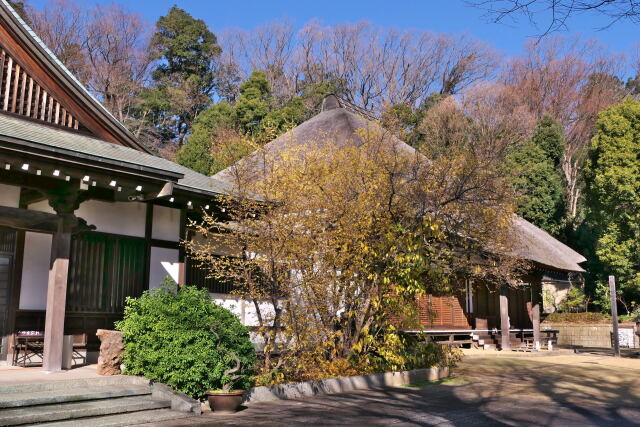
[29, 0, 153, 127]
[470, 0, 640, 34]
[220, 21, 500, 112]
[28, 0, 88, 82]
[84, 4, 152, 123]
[501, 36, 625, 218]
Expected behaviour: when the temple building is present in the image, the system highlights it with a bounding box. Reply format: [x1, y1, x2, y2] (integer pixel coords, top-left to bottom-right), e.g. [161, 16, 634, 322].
[0, 0, 233, 371]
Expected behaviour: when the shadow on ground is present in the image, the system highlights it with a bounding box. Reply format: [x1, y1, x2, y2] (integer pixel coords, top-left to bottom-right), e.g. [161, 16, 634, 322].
[152, 355, 640, 426]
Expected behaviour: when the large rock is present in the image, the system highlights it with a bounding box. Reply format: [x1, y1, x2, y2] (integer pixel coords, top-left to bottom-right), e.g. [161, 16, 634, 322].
[96, 329, 124, 376]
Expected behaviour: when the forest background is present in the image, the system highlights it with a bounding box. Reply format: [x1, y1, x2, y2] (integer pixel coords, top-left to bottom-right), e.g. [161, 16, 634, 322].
[11, 0, 640, 316]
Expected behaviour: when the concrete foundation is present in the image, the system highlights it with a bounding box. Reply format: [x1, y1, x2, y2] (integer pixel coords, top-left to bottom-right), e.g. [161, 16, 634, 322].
[543, 323, 639, 348]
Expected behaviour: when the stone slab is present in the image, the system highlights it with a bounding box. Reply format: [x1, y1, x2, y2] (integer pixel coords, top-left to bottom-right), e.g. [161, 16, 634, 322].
[0, 395, 170, 425]
[243, 367, 450, 404]
[0, 385, 151, 408]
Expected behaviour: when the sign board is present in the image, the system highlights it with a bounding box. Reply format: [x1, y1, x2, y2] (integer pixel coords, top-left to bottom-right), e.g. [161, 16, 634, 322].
[618, 328, 636, 348]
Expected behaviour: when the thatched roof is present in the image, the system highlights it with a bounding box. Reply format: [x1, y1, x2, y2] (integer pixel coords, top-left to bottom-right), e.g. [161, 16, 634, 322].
[512, 216, 585, 272]
[214, 95, 586, 272]
[213, 95, 417, 184]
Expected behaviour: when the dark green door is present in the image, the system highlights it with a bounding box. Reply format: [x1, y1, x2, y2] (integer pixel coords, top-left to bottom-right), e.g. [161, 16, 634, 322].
[0, 227, 16, 360]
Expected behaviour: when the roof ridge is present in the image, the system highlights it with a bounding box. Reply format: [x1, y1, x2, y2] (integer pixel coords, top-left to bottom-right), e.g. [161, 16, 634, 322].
[333, 95, 379, 122]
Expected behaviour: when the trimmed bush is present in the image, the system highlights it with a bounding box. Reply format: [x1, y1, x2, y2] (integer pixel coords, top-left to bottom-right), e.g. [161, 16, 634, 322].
[115, 281, 255, 398]
[544, 312, 610, 324]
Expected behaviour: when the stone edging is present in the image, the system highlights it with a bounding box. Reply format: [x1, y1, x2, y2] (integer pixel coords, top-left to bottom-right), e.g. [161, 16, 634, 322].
[544, 323, 637, 327]
[243, 366, 450, 404]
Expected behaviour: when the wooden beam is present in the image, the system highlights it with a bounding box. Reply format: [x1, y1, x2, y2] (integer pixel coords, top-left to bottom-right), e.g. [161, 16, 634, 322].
[25, 76, 32, 116]
[500, 285, 511, 351]
[11, 63, 19, 113]
[0, 205, 58, 233]
[42, 218, 71, 372]
[3, 56, 12, 111]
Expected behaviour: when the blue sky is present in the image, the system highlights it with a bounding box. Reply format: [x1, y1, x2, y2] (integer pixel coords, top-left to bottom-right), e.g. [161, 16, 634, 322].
[31, 0, 638, 75]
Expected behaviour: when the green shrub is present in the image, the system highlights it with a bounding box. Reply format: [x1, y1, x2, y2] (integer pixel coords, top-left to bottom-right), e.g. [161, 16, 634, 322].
[115, 280, 256, 398]
[402, 334, 463, 369]
[544, 312, 610, 324]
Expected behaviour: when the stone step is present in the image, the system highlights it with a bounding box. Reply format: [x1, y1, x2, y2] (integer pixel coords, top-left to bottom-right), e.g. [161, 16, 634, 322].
[0, 376, 150, 395]
[0, 395, 170, 425]
[33, 408, 193, 427]
[0, 385, 152, 408]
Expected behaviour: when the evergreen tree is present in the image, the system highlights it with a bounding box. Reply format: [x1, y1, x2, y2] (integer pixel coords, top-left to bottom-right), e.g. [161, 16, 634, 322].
[506, 115, 566, 235]
[141, 6, 221, 144]
[585, 98, 640, 313]
[178, 70, 315, 174]
[233, 70, 271, 134]
[176, 102, 235, 175]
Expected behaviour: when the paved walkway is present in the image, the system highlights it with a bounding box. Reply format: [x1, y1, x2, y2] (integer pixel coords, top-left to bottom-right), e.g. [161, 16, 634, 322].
[0, 364, 100, 384]
[146, 353, 640, 426]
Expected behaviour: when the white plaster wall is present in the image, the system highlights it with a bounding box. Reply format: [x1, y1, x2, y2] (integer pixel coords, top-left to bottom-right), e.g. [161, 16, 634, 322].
[0, 184, 20, 208]
[28, 199, 54, 213]
[149, 247, 180, 289]
[75, 200, 146, 237]
[211, 294, 275, 327]
[152, 205, 180, 242]
[18, 232, 51, 310]
[29, 200, 146, 237]
[542, 281, 572, 313]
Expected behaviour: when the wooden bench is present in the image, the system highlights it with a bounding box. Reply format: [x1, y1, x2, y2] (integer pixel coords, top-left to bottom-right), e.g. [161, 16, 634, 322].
[426, 333, 474, 347]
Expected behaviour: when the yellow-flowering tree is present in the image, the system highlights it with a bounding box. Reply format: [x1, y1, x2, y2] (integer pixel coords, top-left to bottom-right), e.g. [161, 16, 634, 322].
[186, 112, 524, 382]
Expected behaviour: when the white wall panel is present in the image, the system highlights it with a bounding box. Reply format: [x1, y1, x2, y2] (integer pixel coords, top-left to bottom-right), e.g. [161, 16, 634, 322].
[149, 247, 180, 289]
[75, 200, 146, 237]
[19, 232, 51, 310]
[152, 205, 180, 242]
[0, 184, 20, 208]
[211, 294, 274, 327]
[28, 199, 54, 213]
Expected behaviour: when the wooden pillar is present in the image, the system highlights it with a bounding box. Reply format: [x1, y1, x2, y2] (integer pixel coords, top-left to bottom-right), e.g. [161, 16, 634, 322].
[609, 276, 620, 357]
[177, 262, 186, 286]
[42, 218, 71, 372]
[500, 285, 511, 351]
[177, 208, 186, 286]
[532, 284, 541, 350]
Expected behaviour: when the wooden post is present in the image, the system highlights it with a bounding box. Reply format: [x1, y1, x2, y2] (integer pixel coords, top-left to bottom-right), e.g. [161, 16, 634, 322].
[532, 284, 541, 350]
[42, 218, 72, 372]
[500, 285, 511, 351]
[609, 275, 620, 357]
[177, 262, 186, 286]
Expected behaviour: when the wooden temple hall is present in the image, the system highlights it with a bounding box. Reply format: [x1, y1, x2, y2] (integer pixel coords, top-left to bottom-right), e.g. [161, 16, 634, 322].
[0, 0, 235, 372]
[0, 0, 588, 373]
[212, 94, 588, 352]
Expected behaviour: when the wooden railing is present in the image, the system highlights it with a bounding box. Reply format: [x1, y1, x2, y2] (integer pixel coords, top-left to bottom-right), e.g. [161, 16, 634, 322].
[0, 48, 79, 129]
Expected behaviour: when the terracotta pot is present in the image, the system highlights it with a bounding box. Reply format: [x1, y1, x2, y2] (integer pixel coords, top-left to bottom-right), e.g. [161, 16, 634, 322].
[207, 390, 245, 413]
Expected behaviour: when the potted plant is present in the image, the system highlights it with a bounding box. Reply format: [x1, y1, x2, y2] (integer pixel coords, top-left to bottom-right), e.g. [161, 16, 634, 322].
[206, 331, 249, 413]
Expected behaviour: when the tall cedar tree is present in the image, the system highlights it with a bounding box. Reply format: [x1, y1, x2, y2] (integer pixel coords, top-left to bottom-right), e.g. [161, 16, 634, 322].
[585, 98, 640, 313]
[142, 6, 221, 145]
[506, 115, 566, 235]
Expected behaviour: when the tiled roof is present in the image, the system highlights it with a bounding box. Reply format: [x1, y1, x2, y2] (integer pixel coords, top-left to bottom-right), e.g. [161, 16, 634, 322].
[0, 114, 234, 196]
